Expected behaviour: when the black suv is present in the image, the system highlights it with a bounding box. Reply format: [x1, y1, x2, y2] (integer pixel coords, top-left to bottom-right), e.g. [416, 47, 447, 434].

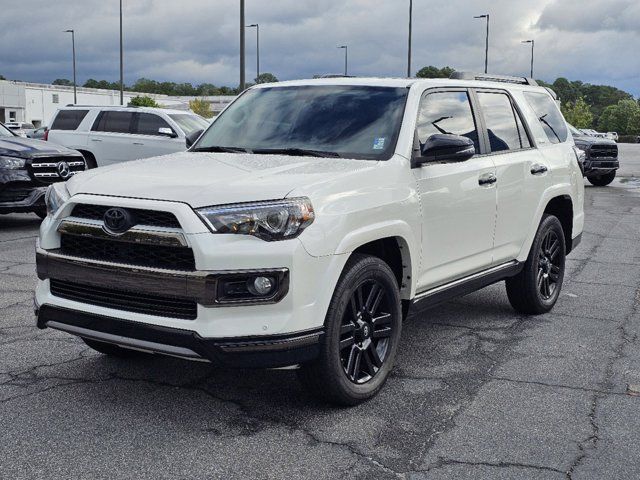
[568, 124, 619, 186]
[0, 122, 85, 217]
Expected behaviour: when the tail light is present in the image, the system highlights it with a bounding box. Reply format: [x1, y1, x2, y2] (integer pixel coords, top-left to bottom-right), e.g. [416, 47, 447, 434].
[43, 129, 49, 141]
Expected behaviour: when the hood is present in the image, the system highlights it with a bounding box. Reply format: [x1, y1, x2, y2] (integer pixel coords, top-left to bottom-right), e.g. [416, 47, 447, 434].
[572, 134, 617, 147]
[0, 136, 81, 158]
[66, 151, 377, 207]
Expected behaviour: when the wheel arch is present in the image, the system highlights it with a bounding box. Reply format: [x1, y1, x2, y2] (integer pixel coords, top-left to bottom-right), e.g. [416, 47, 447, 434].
[75, 149, 98, 169]
[543, 195, 574, 253]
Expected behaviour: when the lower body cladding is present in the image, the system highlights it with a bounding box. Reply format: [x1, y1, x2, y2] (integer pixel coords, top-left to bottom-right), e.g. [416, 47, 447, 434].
[0, 177, 47, 214]
[34, 237, 346, 368]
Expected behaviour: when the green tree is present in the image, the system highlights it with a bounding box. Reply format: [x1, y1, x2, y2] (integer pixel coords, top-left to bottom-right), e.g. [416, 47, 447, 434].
[189, 98, 213, 118]
[561, 97, 594, 129]
[0, 74, 5, 80]
[128, 96, 160, 107]
[598, 99, 640, 135]
[415, 66, 455, 79]
[52, 78, 73, 86]
[255, 72, 278, 84]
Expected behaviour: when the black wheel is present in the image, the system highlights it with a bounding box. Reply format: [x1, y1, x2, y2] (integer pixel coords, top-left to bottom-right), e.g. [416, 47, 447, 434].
[34, 208, 47, 219]
[506, 214, 566, 315]
[298, 254, 402, 406]
[587, 171, 616, 186]
[79, 151, 98, 169]
[82, 338, 144, 358]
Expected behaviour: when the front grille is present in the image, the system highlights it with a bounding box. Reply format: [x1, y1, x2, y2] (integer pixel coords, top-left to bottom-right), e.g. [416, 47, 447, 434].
[0, 185, 35, 203]
[30, 156, 85, 184]
[590, 144, 618, 159]
[50, 279, 197, 320]
[59, 234, 196, 271]
[71, 204, 181, 228]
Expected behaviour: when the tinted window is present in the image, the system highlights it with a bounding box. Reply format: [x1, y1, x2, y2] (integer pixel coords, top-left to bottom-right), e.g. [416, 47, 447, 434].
[417, 91, 479, 152]
[135, 113, 172, 135]
[477, 92, 524, 152]
[514, 107, 532, 148]
[0, 124, 14, 137]
[93, 111, 134, 133]
[195, 86, 409, 160]
[51, 110, 89, 130]
[524, 92, 568, 144]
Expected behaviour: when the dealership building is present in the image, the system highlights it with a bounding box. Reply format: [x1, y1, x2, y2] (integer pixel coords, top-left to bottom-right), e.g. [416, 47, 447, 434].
[0, 80, 234, 127]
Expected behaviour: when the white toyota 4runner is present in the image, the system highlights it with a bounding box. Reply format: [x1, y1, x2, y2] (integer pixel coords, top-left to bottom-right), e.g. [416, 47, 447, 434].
[35, 74, 584, 405]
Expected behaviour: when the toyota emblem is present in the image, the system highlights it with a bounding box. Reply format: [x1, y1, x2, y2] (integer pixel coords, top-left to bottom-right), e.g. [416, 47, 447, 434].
[103, 207, 133, 235]
[56, 161, 71, 179]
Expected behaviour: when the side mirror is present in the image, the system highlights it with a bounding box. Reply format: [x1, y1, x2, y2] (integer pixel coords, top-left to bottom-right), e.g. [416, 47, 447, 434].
[185, 129, 204, 148]
[158, 127, 178, 138]
[414, 133, 475, 166]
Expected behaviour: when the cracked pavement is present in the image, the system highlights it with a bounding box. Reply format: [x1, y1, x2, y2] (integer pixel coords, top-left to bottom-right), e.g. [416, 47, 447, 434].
[1, 148, 640, 479]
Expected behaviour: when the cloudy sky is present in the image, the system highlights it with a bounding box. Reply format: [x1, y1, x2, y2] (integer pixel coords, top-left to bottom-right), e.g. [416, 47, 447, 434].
[2, 0, 639, 95]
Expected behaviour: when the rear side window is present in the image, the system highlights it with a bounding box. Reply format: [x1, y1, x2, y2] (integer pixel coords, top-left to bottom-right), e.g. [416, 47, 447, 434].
[477, 92, 530, 152]
[523, 92, 568, 144]
[51, 110, 89, 130]
[92, 111, 135, 134]
[135, 113, 172, 136]
[417, 91, 480, 152]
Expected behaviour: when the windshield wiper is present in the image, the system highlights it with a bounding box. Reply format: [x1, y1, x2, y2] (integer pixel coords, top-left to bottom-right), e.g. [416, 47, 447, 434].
[192, 146, 250, 153]
[253, 147, 342, 158]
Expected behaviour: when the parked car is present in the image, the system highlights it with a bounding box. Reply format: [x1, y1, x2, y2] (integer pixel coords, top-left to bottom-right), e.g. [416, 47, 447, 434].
[0, 122, 85, 218]
[605, 132, 618, 142]
[35, 74, 584, 404]
[27, 126, 48, 140]
[47, 106, 210, 168]
[569, 124, 619, 186]
[4, 121, 36, 137]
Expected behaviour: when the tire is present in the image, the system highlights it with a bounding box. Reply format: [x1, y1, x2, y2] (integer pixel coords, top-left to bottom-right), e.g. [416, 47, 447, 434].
[82, 338, 144, 358]
[587, 171, 616, 186]
[298, 254, 402, 406]
[34, 208, 47, 219]
[79, 151, 98, 169]
[506, 214, 566, 315]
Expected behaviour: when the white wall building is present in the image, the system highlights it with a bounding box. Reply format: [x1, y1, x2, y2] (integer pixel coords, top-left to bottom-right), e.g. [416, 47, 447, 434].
[0, 80, 235, 127]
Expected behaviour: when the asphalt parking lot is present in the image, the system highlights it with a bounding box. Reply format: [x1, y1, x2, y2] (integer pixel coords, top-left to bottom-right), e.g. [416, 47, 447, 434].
[1, 147, 640, 480]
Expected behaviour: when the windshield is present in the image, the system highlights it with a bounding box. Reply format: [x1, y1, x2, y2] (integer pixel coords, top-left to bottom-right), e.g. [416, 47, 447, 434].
[0, 124, 15, 137]
[567, 123, 583, 136]
[169, 113, 210, 136]
[193, 85, 409, 160]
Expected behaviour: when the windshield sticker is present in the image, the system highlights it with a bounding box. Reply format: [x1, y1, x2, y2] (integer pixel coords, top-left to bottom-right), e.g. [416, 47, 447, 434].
[373, 137, 386, 150]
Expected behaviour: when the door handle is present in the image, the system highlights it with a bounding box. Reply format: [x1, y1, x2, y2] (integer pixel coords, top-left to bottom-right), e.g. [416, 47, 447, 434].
[133, 142, 144, 145]
[530, 164, 548, 175]
[478, 172, 497, 186]
[90, 138, 102, 142]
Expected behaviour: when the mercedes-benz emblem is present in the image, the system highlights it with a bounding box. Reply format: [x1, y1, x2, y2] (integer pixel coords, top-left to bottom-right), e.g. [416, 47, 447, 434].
[56, 161, 71, 179]
[103, 207, 133, 235]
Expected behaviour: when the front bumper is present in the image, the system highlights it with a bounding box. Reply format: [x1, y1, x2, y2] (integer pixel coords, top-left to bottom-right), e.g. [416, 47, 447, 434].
[0, 180, 47, 213]
[583, 158, 619, 175]
[37, 304, 323, 368]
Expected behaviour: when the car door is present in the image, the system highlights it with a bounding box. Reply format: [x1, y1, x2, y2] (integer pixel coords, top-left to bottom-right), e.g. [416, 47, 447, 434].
[88, 111, 136, 166]
[413, 89, 498, 291]
[473, 89, 545, 264]
[131, 113, 185, 158]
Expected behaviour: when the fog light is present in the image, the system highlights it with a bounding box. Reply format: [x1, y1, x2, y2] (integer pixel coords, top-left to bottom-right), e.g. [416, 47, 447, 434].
[249, 276, 274, 296]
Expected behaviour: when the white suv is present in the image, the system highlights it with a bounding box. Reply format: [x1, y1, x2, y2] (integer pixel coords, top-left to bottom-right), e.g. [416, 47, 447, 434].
[35, 74, 584, 405]
[46, 106, 209, 168]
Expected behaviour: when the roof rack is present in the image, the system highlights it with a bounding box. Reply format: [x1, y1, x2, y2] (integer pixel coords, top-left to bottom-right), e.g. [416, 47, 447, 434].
[64, 104, 140, 108]
[313, 74, 357, 79]
[449, 71, 538, 86]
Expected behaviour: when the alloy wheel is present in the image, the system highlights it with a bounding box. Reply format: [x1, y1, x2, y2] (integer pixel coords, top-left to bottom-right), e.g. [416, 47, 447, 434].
[339, 280, 393, 384]
[537, 230, 562, 300]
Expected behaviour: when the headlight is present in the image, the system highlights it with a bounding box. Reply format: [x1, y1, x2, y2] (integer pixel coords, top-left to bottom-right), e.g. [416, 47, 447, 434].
[574, 144, 588, 153]
[196, 198, 315, 241]
[44, 182, 70, 217]
[0, 155, 26, 169]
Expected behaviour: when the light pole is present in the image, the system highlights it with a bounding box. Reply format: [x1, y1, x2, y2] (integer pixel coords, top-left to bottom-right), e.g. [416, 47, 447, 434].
[522, 39, 535, 78]
[64, 29, 77, 104]
[240, 0, 246, 91]
[119, 0, 124, 105]
[338, 45, 348, 76]
[246, 23, 259, 82]
[474, 14, 489, 74]
[407, 0, 412, 77]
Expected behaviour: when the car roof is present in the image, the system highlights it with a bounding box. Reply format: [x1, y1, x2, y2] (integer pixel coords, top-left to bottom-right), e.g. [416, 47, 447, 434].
[57, 105, 189, 115]
[252, 76, 549, 94]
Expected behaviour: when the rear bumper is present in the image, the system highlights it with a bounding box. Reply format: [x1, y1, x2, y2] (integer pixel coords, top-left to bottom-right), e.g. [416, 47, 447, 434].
[36, 304, 323, 368]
